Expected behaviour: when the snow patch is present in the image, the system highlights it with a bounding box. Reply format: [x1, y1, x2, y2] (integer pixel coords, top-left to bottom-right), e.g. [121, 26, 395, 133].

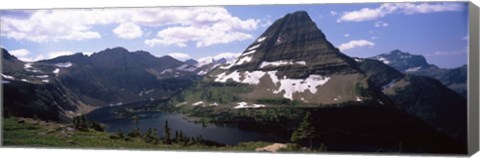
[267, 71, 279, 85]
[356, 96, 362, 102]
[354, 58, 363, 62]
[36, 75, 49, 78]
[1, 74, 15, 80]
[247, 44, 261, 51]
[215, 71, 241, 83]
[257, 36, 267, 42]
[241, 50, 256, 57]
[55, 62, 72, 68]
[215, 70, 268, 85]
[2, 80, 10, 84]
[192, 101, 204, 106]
[53, 68, 60, 74]
[220, 62, 235, 69]
[405, 66, 421, 72]
[24, 63, 33, 69]
[21, 79, 28, 82]
[235, 56, 253, 65]
[160, 69, 173, 74]
[209, 102, 219, 106]
[377, 57, 390, 64]
[234, 102, 265, 109]
[273, 75, 330, 100]
[42, 79, 49, 83]
[197, 70, 208, 76]
[259, 60, 307, 68]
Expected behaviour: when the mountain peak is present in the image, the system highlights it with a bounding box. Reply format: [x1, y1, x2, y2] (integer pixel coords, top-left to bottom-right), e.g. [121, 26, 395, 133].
[227, 10, 358, 77]
[371, 50, 429, 72]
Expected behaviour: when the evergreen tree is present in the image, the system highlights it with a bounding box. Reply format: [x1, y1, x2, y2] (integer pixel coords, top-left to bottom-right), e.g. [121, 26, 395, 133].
[163, 120, 171, 144]
[291, 112, 316, 150]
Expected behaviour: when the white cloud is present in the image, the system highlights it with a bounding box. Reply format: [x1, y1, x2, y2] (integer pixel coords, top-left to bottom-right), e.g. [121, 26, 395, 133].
[330, 11, 338, 16]
[371, 36, 378, 40]
[462, 35, 468, 41]
[374, 21, 389, 27]
[337, 3, 464, 22]
[338, 40, 375, 52]
[10, 49, 30, 57]
[48, 51, 75, 58]
[1, 7, 259, 46]
[19, 54, 45, 62]
[344, 33, 350, 37]
[168, 52, 191, 61]
[144, 7, 258, 48]
[113, 22, 143, 39]
[145, 25, 253, 48]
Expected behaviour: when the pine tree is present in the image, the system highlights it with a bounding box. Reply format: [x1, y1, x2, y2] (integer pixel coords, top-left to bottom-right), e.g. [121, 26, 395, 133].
[291, 112, 316, 150]
[163, 120, 171, 144]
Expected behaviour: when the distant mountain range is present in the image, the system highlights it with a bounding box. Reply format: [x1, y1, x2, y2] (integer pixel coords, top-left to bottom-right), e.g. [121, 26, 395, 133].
[1, 10, 467, 153]
[370, 50, 467, 97]
[2, 47, 203, 121]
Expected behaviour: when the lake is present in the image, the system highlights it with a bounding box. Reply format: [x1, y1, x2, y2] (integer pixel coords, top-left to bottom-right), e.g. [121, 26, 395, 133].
[86, 106, 289, 145]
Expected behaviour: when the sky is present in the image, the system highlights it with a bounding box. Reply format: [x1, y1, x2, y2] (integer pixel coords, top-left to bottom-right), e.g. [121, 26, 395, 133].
[0, 2, 469, 68]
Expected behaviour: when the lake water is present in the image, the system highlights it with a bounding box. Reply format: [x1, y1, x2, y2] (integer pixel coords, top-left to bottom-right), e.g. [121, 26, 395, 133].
[86, 107, 289, 145]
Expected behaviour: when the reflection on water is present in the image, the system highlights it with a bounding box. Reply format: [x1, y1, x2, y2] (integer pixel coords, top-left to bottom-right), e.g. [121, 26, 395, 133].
[86, 107, 288, 145]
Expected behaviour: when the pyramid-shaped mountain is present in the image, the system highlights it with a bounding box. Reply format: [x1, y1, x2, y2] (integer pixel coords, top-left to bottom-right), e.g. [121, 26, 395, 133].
[178, 11, 387, 106]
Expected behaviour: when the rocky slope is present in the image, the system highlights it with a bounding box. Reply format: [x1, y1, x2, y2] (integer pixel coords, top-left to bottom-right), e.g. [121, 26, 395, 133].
[370, 50, 467, 97]
[2, 47, 200, 121]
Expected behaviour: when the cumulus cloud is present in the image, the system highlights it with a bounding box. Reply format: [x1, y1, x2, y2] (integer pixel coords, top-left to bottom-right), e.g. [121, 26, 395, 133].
[19, 55, 45, 62]
[374, 21, 389, 27]
[344, 33, 350, 37]
[48, 51, 75, 58]
[1, 7, 259, 46]
[145, 26, 253, 47]
[144, 8, 258, 48]
[10, 49, 30, 57]
[337, 2, 464, 22]
[113, 23, 143, 39]
[168, 53, 191, 61]
[338, 40, 375, 52]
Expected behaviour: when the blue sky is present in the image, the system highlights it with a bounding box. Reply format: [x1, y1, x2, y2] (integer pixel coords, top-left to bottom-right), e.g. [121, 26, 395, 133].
[0, 2, 468, 68]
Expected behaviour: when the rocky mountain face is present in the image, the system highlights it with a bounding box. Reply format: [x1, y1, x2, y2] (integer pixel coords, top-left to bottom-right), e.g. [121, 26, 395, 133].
[2, 47, 200, 121]
[179, 11, 385, 107]
[174, 11, 467, 146]
[370, 50, 467, 97]
[357, 59, 467, 143]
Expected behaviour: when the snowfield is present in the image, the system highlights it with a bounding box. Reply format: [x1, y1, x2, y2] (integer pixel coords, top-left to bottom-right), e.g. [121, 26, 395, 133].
[241, 50, 256, 57]
[53, 68, 60, 74]
[36, 75, 49, 78]
[192, 101, 204, 106]
[55, 62, 72, 68]
[247, 44, 261, 51]
[405, 66, 421, 72]
[259, 60, 307, 68]
[257, 36, 267, 42]
[377, 57, 390, 64]
[272, 74, 330, 100]
[214, 70, 331, 100]
[234, 102, 265, 109]
[2, 74, 15, 80]
[235, 56, 253, 65]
